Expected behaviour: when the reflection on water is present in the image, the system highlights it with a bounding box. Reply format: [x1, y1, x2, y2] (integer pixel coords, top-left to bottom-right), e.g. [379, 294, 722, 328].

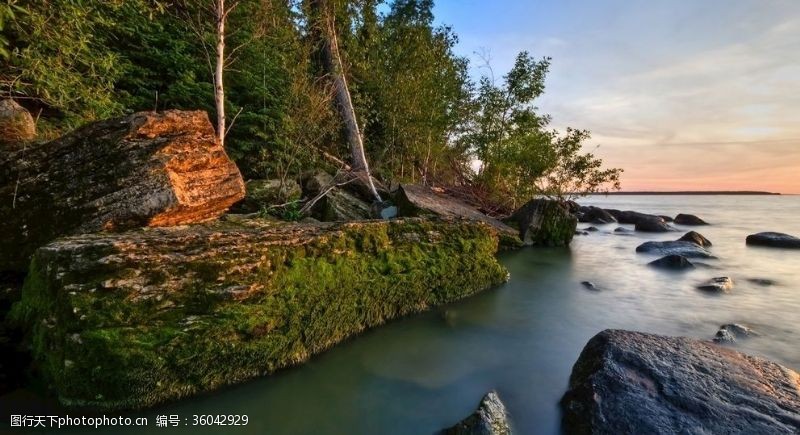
[5, 195, 800, 434]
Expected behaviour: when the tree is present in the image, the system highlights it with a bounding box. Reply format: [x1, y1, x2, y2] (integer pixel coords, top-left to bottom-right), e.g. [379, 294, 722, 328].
[308, 0, 381, 202]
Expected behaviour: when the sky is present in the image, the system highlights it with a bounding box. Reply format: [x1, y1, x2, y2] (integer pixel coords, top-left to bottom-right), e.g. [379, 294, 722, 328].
[432, 0, 800, 193]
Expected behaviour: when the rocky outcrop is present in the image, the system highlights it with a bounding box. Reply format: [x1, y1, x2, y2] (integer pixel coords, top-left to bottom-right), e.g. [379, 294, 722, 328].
[634, 217, 672, 233]
[697, 276, 734, 293]
[0, 99, 36, 150]
[714, 324, 757, 343]
[648, 255, 695, 270]
[605, 209, 663, 225]
[232, 179, 302, 213]
[394, 184, 519, 245]
[509, 199, 577, 247]
[561, 329, 800, 435]
[674, 213, 708, 225]
[0, 110, 245, 273]
[677, 231, 712, 247]
[635, 241, 714, 258]
[443, 391, 512, 435]
[577, 206, 617, 224]
[10, 218, 507, 410]
[746, 232, 800, 249]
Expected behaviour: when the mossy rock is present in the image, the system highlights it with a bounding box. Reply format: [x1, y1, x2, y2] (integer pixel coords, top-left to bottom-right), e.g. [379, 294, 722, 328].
[509, 199, 577, 247]
[232, 179, 302, 213]
[10, 218, 507, 410]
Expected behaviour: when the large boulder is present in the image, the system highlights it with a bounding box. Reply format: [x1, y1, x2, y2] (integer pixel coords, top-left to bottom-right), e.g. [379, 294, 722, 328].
[394, 184, 519, 244]
[561, 329, 800, 435]
[678, 231, 712, 247]
[0, 110, 245, 273]
[509, 199, 577, 247]
[746, 232, 800, 249]
[10, 218, 507, 410]
[606, 209, 664, 225]
[443, 391, 512, 435]
[648, 255, 695, 270]
[0, 99, 36, 150]
[674, 213, 708, 225]
[577, 206, 617, 224]
[635, 241, 714, 258]
[231, 179, 302, 213]
[634, 217, 673, 233]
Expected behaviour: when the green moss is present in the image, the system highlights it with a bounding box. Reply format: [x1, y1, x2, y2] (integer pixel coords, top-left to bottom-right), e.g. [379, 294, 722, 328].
[11, 219, 507, 410]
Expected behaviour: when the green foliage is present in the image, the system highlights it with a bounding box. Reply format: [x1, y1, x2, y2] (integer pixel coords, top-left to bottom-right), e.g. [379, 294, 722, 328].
[11, 219, 506, 410]
[463, 52, 622, 209]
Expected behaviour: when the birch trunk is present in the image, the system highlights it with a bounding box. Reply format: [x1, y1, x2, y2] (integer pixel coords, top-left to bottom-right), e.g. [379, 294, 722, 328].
[214, 0, 226, 148]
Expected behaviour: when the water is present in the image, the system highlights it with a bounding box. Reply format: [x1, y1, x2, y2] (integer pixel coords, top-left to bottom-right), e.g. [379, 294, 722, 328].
[4, 195, 800, 434]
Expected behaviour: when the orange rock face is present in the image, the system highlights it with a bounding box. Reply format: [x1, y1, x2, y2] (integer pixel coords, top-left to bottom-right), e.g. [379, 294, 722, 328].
[0, 110, 244, 272]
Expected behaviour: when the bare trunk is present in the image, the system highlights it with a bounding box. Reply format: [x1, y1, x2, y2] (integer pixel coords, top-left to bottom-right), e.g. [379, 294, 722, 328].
[215, 0, 226, 147]
[311, 0, 381, 202]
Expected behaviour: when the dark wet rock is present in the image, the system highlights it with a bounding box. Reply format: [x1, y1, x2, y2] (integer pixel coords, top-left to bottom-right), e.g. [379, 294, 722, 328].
[606, 209, 664, 225]
[634, 217, 673, 233]
[648, 255, 695, 270]
[561, 329, 800, 435]
[443, 390, 512, 435]
[578, 206, 617, 224]
[581, 281, 599, 291]
[613, 227, 633, 234]
[746, 232, 800, 249]
[677, 230, 712, 247]
[747, 278, 777, 287]
[508, 199, 577, 247]
[565, 200, 581, 213]
[575, 230, 589, 236]
[674, 213, 709, 225]
[714, 324, 757, 343]
[697, 276, 734, 293]
[636, 240, 714, 258]
[584, 226, 599, 232]
[659, 215, 674, 222]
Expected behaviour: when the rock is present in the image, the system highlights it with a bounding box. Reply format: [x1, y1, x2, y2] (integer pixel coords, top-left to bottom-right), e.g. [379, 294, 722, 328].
[0, 99, 36, 150]
[560, 329, 800, 435]
[677, 230, 712, 247]
[0, 110, 245, 273]
[443, 391, 512, 435]
[581, 281, 599, 291]
[509, 199, 578, 247]
[746, 232, 800, 249]
[605, 209, 664, 225]
[659, 215, 674, 222]
[635, 241, 714, 258]
[674, 213, 709, 225]
[312, 188, 372, 221]
[394, 184, 519, 244]
[648, 255, 695, 270]
[565, 200, 581, 213]
[578, 206, 617, 224]
[714, 324, 756, 343]
[584, 226, 599, 232]
[231, 179, 302, 213]
[697, 276, 734, 293]
[10, 218, 508, 410]
[634, 217, 672, 232]
[613, 227, 633, 234]
[370, 200, 398, 220]
[575, 230, 589, 236]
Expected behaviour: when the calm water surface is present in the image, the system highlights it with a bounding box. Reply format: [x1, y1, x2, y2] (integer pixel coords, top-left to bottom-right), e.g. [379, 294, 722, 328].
[6, 195, 800, 434]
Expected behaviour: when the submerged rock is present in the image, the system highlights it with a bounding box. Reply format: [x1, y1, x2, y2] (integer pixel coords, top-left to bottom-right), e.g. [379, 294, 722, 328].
[584, 226, 599, 232]
[443, 391, 512, 435]
[613, 227, 633, 234]
[581, 281, 599, 291]
[636, 240, 714, 258]
[561, 329, 800, 435]
[509, 199, 577, 247]
[674, 213, 709, 225]
[0, 110, 245, 273]
[697, 276, 734, 293]
[677, 230, 712, 247]
[746, 232, 800, 249]
[0, 99, 36, 149]
[714, 324, 757, 343]
[748, 278, 777, 287]
[648, 255, 695, 270]
[10, 218, 508, 410]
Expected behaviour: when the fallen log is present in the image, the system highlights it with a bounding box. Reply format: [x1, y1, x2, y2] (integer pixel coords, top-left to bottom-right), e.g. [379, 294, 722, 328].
[0, 110, 245, 273]
[10, 218, 507, 410]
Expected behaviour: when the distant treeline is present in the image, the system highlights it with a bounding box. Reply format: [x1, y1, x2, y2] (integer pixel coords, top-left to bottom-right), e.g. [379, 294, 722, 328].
[600, 191, 780, 196]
